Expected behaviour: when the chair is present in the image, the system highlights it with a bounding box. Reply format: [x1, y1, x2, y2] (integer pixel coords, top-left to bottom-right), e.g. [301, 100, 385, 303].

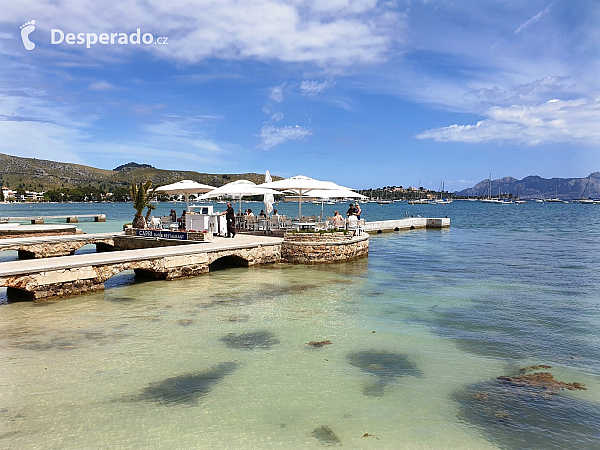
[314, 221, 328, 231]
[347, 215, 358, 235]
[357, 219, 366, 235]
[160, 216, 174, 229]
[246, 216, 259, 231]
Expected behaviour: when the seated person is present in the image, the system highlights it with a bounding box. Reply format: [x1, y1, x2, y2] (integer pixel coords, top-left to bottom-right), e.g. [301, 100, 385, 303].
[346, 203, 356, 217]
[246, 209, 255, 217]
[259, 209, 266, 218]
[272, 209, 280, 218]
[331, 210, 345, 228]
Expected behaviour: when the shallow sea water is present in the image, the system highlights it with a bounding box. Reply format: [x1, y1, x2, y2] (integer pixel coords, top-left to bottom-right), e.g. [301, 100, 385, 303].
[1, 201, 599, 449]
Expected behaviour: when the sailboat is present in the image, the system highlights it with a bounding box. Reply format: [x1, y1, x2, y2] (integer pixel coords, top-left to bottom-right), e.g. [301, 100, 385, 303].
[432, 182, 452, 204]
[579, 173, 595, 204]
[480, 174, 497, 203]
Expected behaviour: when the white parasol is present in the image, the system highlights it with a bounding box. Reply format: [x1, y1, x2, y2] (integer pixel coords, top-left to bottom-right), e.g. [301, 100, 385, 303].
[306, 189, 367, 220]
[263, 171, 274, 215]
[259, 175, 352, 218]
[155, 180, 215, 211]
[198, 179, 279, 214]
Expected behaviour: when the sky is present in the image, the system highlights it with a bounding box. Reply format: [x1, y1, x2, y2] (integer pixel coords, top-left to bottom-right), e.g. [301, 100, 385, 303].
[1, 0, 599, 191]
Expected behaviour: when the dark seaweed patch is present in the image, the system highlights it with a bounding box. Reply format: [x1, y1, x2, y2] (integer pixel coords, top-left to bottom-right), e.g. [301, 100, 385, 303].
[139, 362, 238, 406]
[220, 331, 280, 349]
[311, 425, 342, 446]
[347, 350, 421, 397]
[453, 377, 600, 450]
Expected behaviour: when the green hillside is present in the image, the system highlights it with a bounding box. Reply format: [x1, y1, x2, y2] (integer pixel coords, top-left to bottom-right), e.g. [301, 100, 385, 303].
[0, 153, 274, 193]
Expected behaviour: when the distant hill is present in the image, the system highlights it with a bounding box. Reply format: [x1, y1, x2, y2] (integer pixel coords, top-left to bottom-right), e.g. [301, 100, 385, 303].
[455, 173, 600, 199]
[113, 162, 155, 171]
[0, 153, 277, 192]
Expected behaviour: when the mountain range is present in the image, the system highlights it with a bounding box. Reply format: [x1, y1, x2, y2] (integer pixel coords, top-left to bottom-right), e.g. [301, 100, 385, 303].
[455, 173, 600, 199]
[0, 153, 273, 193]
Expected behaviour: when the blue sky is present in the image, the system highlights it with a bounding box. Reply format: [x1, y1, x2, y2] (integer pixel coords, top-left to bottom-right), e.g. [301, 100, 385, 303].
[1, 0, 599, 190]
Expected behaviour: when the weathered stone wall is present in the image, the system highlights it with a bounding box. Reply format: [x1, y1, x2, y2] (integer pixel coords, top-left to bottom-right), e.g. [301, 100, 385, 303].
[0, 242, 284, 300]
[282, 233, 369, 264]
[0, 230, 76, 239]
[0, 233, 367, 300]
[113, 236, 193, 251]
[283, 231, 351, 242]
[2, 237, 115, 258]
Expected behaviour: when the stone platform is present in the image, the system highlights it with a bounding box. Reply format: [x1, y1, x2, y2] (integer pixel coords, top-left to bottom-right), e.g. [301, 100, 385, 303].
[0, 224, 80, 239]
[0, 231, 370, 301]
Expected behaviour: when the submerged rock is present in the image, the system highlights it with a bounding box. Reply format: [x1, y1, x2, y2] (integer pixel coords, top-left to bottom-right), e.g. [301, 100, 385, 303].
[498, 364, 587, 394]
[347, 350, 421, 397]
[308, 340, 333, 348]
[139, 362, 238, 406]
[220, 330, 280, 349]
[453, 369, 599, 450]
[311, 425, 341, 446]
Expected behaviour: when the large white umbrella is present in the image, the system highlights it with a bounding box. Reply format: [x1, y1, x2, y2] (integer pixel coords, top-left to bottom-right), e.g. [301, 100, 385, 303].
[155, 180, 215, 211]
[198, 179, 279, 214]
[259, 175, 351, 218]
[263, 171, 274, 215]
[306, 189, 367, 220]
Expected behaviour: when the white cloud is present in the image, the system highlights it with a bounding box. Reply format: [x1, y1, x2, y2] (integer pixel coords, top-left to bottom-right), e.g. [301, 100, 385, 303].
[300, 79, 336, 96]
[515, 4, 553, 34]
[268, 84, 286, 103]
[88, 81, 119, 91]
[416, 97, 600, 146]
[271, 112, 284, 122]
[258, 124, 312, 150]
[0, 0, 405, 69]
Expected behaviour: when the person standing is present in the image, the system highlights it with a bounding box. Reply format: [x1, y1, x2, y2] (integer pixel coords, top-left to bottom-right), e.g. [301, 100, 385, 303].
[221, 202, 236, 238]
[346, 203, 356, 217]
[354, 203, 362, 220]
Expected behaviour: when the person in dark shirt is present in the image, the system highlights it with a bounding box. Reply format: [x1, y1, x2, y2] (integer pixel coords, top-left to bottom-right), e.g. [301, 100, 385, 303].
[221, 202, 236, 238]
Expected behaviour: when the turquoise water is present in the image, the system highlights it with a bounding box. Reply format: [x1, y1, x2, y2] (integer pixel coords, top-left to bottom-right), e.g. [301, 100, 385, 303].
[1, 201, 599, 448]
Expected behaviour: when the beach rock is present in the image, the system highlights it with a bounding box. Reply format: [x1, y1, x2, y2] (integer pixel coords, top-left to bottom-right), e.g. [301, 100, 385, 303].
[453, 370, 598, 450]
[497, 371, 586, 394]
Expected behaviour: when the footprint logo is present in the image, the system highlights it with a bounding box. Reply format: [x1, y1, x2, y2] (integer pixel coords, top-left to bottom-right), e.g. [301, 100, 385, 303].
[20, 20, 36, 50]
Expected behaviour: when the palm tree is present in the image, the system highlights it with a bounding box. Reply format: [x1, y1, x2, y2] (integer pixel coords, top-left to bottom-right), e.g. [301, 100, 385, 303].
[130, 180, 156, 229]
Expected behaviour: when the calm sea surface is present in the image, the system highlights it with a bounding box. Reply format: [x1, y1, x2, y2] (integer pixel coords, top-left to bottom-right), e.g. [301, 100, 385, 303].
[1, 201, 599, 449]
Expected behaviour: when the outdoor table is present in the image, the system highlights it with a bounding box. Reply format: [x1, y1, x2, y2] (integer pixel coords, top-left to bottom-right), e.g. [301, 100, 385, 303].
[292, 222, 316, 231]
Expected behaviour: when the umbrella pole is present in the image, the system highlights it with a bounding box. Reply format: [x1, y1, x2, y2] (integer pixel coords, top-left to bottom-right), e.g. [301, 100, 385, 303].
[298, 191, 302, 219]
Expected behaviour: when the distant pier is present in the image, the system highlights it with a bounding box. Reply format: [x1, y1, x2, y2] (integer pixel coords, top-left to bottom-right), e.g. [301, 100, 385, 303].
[364, 217, 450, 233]
[2, 214, 106, 224]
